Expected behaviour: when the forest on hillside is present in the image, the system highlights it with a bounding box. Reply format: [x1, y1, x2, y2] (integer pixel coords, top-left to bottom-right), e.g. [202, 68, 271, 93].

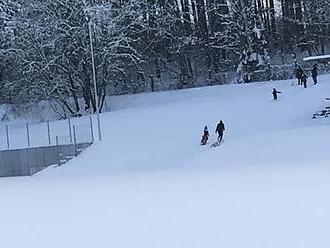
[1, 0, 330, 116]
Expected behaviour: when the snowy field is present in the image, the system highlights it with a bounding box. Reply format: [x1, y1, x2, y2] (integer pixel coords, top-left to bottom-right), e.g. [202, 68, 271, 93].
[1, 76, 330, 248]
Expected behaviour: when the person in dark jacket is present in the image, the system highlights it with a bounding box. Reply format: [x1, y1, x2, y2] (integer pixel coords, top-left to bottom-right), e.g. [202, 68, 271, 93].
[296, 66, 303, 85]
[215, 120, 225, 143]
[201, 126, 209, 145]
[301, 73, 308, 88]
[312, 64, 318, 85]
[272, 88, 281, 100]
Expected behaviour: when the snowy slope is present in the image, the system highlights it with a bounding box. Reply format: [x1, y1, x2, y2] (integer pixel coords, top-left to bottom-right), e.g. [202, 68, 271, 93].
[1, 76, 330, 248]
[44, 75, 330, 175]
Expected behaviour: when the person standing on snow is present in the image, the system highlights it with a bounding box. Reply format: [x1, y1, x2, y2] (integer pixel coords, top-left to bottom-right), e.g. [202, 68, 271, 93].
[295, 66, 303, 85]
[272, 88, 281, 100]
[312, 64, 318, 85]
[201, 126, 210, 145]
[301, 73, 308, 88]
[215, 120, 225, 143]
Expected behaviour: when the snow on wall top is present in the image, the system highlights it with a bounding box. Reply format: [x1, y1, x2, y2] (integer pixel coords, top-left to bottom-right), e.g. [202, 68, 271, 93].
[303, 55, 330, 62]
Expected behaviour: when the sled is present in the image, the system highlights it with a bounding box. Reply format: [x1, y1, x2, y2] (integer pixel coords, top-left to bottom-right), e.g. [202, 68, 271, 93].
[211, 140, 224, 148]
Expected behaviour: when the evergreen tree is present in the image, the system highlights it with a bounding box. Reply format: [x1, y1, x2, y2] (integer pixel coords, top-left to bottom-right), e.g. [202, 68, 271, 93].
[234, 0, 270, 83]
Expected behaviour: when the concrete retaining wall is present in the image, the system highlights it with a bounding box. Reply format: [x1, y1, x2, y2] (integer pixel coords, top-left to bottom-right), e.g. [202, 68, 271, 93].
[0, 143, 91, 177]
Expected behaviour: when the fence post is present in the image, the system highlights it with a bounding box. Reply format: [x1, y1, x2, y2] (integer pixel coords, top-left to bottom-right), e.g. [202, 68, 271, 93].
[56, 136, 60, 166]
[47, 121, 51, 145]
[73, 125, 77, 156]
[68, 118, 72, 143]
[89, 116, 94, 143]
[6, 125, 10, 150]
[28, 148, 32, 176]
[26, 123, 30, 147]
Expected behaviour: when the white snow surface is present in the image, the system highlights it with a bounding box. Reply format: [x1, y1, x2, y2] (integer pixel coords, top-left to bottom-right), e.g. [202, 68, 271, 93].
[1, 76, 330, 248]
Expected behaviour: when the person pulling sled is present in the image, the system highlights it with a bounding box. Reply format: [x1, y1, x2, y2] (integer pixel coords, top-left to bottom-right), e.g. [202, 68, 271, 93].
[201, 126, 209, 145]
[215, 120, 225, 143]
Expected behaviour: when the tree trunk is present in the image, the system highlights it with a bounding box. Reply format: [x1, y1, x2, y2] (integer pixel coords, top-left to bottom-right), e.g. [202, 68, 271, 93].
[195, 0, 208, 39]
[68, 72, 80, 115]
[269, 0, 276, 33]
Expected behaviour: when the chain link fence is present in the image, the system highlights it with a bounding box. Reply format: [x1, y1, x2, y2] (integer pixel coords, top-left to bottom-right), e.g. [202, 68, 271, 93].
[0, 115, 97, 151]
[0, 115, 98, 177]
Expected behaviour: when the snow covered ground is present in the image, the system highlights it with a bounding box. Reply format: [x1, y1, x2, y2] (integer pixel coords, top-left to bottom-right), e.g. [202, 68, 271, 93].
[1, 76, 330, 248]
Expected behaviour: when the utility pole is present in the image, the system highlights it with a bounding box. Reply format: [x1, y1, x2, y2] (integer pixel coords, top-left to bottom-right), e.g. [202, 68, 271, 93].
[88, 21, 102, 141]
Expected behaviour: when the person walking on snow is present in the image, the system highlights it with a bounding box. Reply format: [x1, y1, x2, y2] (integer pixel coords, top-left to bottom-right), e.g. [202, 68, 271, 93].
[312, 64, 318, 85]
[201, 126, 210, 145]
[272, 88, 281, 100]
[215, 120, 225, 143]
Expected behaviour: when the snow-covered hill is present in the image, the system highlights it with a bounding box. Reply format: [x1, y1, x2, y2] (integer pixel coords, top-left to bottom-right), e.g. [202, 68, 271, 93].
[1, 76, 330, 248]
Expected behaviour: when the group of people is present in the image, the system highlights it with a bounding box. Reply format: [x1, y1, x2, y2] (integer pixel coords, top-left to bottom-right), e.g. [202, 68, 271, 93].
[200, 63, 320, 145]
[295, 63, 318, 88]
[201, 120, 225, 145]
[272, 63, 319, 101]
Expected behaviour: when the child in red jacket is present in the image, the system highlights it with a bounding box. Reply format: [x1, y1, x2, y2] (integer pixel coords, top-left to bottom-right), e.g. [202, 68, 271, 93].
[201, 126, 210, 145]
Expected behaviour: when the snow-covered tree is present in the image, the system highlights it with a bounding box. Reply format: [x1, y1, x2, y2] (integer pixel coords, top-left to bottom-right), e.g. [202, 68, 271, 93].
[234, 0, 271, 83]
[2, 0, 330, 112]
[8, 0, 143, 116]
[301, 0, 330, 55]
[0, 0, 21, 103]
[206, 0, 239, 75]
